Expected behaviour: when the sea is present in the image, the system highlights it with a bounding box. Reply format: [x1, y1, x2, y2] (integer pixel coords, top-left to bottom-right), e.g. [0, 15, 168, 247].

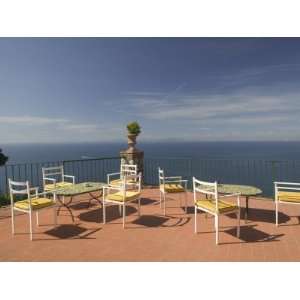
[1, 141, 300, 196]
[2, 141, 300, 163]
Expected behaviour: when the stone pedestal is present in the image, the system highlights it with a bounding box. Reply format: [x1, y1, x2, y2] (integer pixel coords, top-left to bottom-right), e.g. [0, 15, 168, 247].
[120, 148, 144, 176]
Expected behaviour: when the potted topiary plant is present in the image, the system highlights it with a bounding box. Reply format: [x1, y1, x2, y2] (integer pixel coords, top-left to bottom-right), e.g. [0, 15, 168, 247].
[0, 148, 8, 207]
[0, 148, 8, 167]
[126, 121, 141, 151]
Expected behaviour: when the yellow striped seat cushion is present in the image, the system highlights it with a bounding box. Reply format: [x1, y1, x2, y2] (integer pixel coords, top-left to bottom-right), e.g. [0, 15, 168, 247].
[278, 191, 300, 203]
[161, 183, 185, 193]
[44, 181, 73, 191]
[106, 191, 140, 202]
[14, 197, 55, 210]
[195, 199, 237, 214]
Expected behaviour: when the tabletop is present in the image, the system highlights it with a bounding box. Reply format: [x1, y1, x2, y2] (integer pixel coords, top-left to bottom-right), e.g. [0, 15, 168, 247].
[54, 182, 107, 196]
[217, 184, 262, 196]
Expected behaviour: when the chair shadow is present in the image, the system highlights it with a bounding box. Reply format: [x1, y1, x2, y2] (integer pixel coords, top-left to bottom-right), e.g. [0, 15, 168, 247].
[131, 214, 191, 228]
[69, 201, 98, 210]
[78, 205, 137, 223]
[140, 198, 157, 205]
[132, 215, 169, 227]
[224, 225, 284, 244]
[227, 207, 290, 224]
[44, 224, 101, 239]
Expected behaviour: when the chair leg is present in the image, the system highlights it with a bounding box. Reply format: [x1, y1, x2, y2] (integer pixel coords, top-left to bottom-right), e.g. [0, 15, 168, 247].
[119, 205, 122, 216]
[36, 211, 39, 226]
[185, 192, 187, 213]
[11, 206, 15, 235]
[53, 206, 57, 225]
[237, 208, 240, 238]
[159, 191, 162, 208]
[123, 203, 126, 229]
[194, 206, 197, 233]
[103, 200, 106, 224]
[275, 201, 279, 226]
[138, 197, 141, 216]
[215, 215, 219, 245]
[163, 193, 166, 216]
[29, 211, 33, 241]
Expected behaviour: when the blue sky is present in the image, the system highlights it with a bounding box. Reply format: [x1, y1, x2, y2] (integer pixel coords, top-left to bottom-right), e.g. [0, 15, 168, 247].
[1, 38, 300, 143]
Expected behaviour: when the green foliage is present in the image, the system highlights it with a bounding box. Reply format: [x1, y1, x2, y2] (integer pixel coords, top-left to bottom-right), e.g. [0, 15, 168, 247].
[0, 148, 8, 166]
[126, 121, 141, 135]
[0, 194, 10, 207]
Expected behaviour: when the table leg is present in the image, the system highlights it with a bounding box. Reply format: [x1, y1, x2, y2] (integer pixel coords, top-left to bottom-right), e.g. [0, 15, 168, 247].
[87, 191, 103, 208]
[57, 195, 75, 223]
[245, 196, 249, 222]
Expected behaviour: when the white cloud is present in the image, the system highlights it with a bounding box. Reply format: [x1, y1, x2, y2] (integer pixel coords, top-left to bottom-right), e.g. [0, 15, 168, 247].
[0, 116, 68, 125]
[128, 89, 300, 126]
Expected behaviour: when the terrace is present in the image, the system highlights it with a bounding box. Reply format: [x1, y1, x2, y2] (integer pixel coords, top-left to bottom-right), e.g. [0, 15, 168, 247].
[1, 157, 300, 261]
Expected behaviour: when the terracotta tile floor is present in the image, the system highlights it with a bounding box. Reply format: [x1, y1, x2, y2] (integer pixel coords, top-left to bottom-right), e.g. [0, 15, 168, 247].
[1, 187, 300, 261]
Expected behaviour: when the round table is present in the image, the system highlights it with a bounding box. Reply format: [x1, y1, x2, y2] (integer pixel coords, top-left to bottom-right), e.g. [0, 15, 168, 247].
[217, 184, 262, 220]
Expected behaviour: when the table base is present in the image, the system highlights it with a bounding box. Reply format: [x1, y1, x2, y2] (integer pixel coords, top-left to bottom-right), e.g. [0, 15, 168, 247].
[57, 191, 103, 222]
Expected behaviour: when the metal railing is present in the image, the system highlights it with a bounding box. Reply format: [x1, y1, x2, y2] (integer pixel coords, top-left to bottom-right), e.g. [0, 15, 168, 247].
[0, 157, 120, 195]
[1, 156, 300, 197]
[143, 157, 300, 196]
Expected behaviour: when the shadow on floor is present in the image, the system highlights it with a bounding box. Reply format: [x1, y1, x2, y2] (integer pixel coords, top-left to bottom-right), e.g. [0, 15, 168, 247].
[140, 198, 158, 205]
[131, 214, 191, 228]
[225, 225, 284, 243]
[78, 205, 137, 223]
[44, 224, 101, 239]
[132, 215, 169, 227]
[227, 207, 290, 224]
[69, 201, 99, 210]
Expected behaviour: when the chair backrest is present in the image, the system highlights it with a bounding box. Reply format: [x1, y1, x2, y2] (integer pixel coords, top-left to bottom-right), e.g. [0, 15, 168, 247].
[193, 177, 219, 210]
[120, 164, 137, 177]
[120, 173, 142, 193]
[8, 179, 31, 205]
[42, 165, 64, 181]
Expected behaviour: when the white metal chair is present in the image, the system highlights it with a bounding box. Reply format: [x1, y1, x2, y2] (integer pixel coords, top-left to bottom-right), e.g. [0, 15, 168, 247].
[103, 173, 142, 228]
[42, 165, 75, 192]
[9, 179, 57, 240]
[107, 163, 137, 187]
[193, 177, 241, 245]
[274, 181, 300, 226]
[158, 167, 188, 215]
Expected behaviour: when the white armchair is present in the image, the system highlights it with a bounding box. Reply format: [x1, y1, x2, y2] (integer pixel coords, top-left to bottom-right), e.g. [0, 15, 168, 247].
[158, 167, 188, 215]
[193, 177, 240, 245]
[9, 179, 57, 240]
[103, 173, 142, 228]
[274, 181, 300, 226]
[107, 164, 137, 187]
[42, 165, 75, 192]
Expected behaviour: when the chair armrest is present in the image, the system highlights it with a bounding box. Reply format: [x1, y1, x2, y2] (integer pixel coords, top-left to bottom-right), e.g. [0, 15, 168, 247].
[29, 187, 39, 198]
[44, 177, 56, 183]
[107, 172, 121, 183]
[35, 191, 57, 203]
[219, 192, 241, 206]
[165, 176, 182, 180]
[103, 185, 122, 196]
[164, 179, 188, 189]
[165, 179, 187, 184]
[64, 175, 75, 184]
